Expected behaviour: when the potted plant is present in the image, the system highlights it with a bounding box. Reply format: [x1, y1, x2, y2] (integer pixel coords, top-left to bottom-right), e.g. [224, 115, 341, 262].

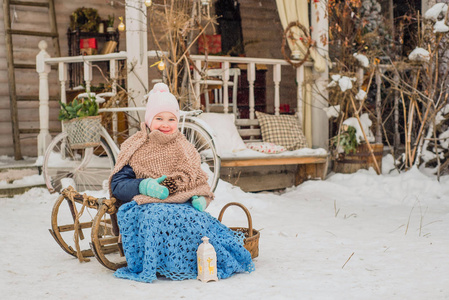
[58, 95, 101, 149]
[107, 14, 115, 33]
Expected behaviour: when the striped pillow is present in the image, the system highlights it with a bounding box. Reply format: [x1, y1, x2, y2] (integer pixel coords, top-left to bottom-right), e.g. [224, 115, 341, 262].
[255, 111, 308, 150]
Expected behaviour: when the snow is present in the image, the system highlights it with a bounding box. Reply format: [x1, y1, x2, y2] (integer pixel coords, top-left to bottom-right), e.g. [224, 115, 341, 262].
[424, 3, 448, 22]
[1, 156, 449, 299]
[355, 89, 367, 101]
[408, 47, 430, 62]
[328, 75, 357, 92]
[353, 53, 369, 68]
[323, 105, 341, 118]
[343, 113, 375, 143]
[434, 20, 449, 33]
[217, 147, 327, 159]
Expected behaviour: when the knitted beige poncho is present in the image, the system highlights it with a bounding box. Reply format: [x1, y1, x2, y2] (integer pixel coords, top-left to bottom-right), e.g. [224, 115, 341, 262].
[109, 123, 214, 205]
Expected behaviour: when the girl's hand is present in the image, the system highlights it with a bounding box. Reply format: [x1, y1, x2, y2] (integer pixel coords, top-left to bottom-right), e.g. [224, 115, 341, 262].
[192, 196, 206, 212]
[139, 176, 169, 200]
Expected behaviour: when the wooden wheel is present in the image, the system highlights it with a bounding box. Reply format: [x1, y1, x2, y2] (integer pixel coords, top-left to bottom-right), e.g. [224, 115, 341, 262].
[49, 194, 95, 258]
[90, 203, 126, 270]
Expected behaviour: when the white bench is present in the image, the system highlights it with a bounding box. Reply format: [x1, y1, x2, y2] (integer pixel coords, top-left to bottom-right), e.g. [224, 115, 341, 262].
[218, 118, 329, 192]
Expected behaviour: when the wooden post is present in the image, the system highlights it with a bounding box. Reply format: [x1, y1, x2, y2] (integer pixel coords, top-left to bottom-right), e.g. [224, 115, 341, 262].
[311, 1, 329, 149]
[110, 59, 118, 144]
[296, 65, 304, 130]
[222, 62, 230, 114]
[273, 64, 281, 116]
[83, 61, 92, 93]
[126, 0, 149, 128]
[194, 59, 201, 109]
[36, 40, 52, 157]
[59, 62, 67, 105]
[248, 63, 256, 120]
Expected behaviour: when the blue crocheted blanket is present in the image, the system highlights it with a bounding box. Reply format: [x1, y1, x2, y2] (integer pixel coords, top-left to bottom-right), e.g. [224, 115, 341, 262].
[114, 201, 255, 283]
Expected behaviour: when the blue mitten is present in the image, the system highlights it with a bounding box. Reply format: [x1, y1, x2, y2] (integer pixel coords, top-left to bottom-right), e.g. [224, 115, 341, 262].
[192, 195, 206, 212]
[139, 175, 169, 200]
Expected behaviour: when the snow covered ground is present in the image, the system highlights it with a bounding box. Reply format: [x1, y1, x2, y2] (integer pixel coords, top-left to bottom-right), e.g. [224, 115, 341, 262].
[1, 155, 448, 299]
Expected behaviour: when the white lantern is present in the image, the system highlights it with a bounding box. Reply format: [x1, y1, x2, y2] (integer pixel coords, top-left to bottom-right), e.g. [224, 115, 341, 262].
[197, 236, 218, 283]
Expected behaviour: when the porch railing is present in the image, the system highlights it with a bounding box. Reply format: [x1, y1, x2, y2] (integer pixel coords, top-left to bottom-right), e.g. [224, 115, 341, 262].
[36, 40, 313, 156]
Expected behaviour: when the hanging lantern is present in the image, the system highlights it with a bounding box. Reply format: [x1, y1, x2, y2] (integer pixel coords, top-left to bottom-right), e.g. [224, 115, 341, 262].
[157, 60, 165, 71]
[145, 0, 152, 7]
[197, 236, 218, 283]
[118, 17, 125, 31]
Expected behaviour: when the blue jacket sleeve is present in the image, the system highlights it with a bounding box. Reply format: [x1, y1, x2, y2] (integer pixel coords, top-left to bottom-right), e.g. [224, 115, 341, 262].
[110, 164, 144, 204]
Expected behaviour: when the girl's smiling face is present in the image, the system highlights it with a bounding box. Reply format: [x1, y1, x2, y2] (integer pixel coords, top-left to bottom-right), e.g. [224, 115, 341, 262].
[149, 111, 178, 134]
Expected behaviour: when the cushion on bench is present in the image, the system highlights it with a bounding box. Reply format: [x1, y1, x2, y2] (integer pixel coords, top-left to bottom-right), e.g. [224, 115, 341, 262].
[198, 113, 246, 155]
[255, 111, 308, 150]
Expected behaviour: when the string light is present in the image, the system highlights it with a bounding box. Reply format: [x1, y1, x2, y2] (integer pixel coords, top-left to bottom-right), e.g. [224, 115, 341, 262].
[157, 60, 166, 71]
[118, 17, 125, 31]
[145, 0, 152, 7]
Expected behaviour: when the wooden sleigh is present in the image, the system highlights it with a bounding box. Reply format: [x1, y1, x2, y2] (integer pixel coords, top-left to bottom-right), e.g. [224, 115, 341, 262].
[49, 186, 259, 271]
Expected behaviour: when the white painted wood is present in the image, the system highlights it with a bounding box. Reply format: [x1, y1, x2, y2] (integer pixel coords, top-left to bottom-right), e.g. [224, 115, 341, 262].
[273, 64, 281, 116]
[125, 0, 148, 114]
[36, 41, 52, 156]
[222, 62, 230, 114]
[83, 61, 92, 93]
[311, 1, 329, 149]
[194, 60, 202, 109]
[110, 59, 117, 94]
[189, 54, 313, 67]
[58, 62, 67, 105]
[235, 118, 260, 126]
[296, 66, 304, 128]
[248, 62, 256, 120]
[110, 59, 118, 144]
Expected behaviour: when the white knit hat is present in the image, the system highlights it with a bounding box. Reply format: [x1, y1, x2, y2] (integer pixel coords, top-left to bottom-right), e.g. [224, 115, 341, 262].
[144, 83, 180, 127]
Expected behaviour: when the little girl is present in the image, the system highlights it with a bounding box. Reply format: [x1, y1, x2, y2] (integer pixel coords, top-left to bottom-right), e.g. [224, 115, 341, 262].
[109, 83, 254, 283]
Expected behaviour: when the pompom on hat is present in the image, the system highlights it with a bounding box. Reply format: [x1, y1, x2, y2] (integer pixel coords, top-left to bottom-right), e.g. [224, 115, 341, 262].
[144, 83, 180, 127]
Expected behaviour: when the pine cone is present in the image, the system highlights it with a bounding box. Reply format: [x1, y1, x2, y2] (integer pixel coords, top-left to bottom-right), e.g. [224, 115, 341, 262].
[160, 177, 178, 195]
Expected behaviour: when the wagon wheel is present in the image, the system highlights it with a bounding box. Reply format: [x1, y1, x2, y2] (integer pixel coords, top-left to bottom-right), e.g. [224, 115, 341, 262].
[49, 194, 95, 258]
[90, 203, 127, 270]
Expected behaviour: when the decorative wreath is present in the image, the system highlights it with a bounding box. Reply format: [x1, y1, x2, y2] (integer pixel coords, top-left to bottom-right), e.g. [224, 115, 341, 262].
[281, 21, 313, 68]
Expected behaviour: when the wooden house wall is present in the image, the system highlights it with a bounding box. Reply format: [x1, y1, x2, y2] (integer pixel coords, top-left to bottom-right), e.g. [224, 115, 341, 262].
[0, 0, 126, 157]
[0, 0, 296, 157]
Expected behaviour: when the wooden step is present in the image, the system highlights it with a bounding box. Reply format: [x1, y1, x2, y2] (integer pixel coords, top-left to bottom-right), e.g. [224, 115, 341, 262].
[0, 163, 45, 197]
[7, 29, 57, 37]
[9, 1, 49, 8]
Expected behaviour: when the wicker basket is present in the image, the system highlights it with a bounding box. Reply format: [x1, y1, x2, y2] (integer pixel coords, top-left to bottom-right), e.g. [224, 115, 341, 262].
[218, 202, 260, 259]
[63, 116, 102, 149]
